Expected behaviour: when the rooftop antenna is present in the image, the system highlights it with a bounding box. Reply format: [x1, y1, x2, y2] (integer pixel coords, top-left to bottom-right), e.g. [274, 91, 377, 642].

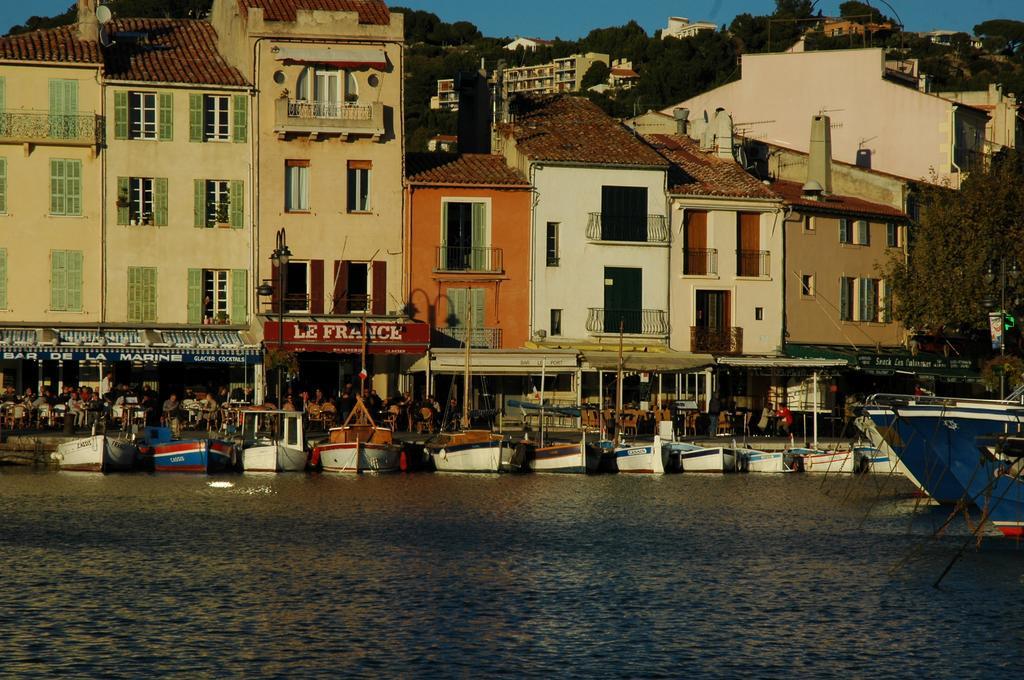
[96, 3, 114, 47]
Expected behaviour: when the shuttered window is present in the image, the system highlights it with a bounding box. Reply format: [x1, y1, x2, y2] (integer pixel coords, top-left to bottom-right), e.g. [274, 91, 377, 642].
[838, 218, 851, 244]
[855, 220, 870, 245]
[159, 93, 173, 141]
[0, 248, 7, 310]
[50, 250, 83, 312]
[838, 276, 854, 321]
[447, 287, 484, 329]
[858, 278, 881, 322]
[232, 95, 247, 143]
[50, 159, 82, 216]
[0, 157, 7, 214]
[187, 269, 203, 324]
[230, 269, 247, 324]
[127, 266, 157, 323]
[48, 79, 78, 139]
[600, 185, 647, 241]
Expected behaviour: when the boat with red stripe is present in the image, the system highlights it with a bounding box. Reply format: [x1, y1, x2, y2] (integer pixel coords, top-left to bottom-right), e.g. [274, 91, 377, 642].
[153, 439, 236, 473]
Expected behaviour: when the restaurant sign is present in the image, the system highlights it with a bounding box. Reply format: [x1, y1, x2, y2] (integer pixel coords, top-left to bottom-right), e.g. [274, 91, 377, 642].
[0, 349, 262, 365]
[854, 354, 974, 373]
[264, 321, 430, 355]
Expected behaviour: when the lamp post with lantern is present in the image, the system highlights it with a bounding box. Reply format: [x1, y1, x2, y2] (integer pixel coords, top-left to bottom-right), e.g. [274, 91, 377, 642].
[257, 229, 291, 408]
[984, 257, 1020, 398]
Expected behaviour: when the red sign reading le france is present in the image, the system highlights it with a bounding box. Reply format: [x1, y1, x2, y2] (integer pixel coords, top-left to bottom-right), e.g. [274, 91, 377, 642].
[264, 321, 430, 355]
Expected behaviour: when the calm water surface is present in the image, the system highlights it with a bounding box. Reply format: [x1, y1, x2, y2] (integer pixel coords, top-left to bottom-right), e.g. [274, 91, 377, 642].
[1, 469, 1022, 677]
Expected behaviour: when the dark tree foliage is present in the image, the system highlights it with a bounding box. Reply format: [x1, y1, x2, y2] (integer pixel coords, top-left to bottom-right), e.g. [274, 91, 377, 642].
[839, 1, 891, 24]
[580, 61, 610, 90]
[974, 20, 1024, 56]
[7, 0, 213, 34]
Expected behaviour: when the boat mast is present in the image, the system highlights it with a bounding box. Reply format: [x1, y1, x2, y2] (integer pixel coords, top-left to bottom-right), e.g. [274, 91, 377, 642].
[463, 292, 472, 430]
[360, 303, 368, 395]
[539, 358, 546, 447]
[615, 319, 624, 447]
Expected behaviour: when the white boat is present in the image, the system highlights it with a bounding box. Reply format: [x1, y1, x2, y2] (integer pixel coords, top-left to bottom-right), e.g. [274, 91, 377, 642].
[668, 442, 737, 473]
[429, 430, 508, 473]
[738, 447, 801, 473]
[613, 436, 665, 474]
[314, 397, 401, 474]
[241, 410, 308, 473]
[793, 447, 862, 473]
[528, 440, 600, 474]
[854, 416, 919, 484]
[853, 445, 900, 474]
[52, 434, 138, 473]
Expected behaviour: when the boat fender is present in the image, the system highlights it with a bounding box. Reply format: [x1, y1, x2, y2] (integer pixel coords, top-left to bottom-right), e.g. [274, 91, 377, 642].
[400, 449, 408, 472]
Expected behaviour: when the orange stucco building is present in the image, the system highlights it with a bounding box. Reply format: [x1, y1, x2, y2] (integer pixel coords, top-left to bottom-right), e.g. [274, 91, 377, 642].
[404, 153, 532, 350]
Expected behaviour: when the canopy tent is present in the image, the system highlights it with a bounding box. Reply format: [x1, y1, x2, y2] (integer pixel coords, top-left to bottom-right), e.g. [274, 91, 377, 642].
[274, 47, 388, 69]
[581, 350, 714, 373]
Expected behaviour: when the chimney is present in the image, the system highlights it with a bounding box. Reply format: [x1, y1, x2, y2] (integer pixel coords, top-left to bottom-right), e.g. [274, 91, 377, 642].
[713, 108, 734, 161]
[456, 70, 493, 154]
[807, 114, 833, 195]
[673, 108, 690, 136]
[78, 0, 99, 43]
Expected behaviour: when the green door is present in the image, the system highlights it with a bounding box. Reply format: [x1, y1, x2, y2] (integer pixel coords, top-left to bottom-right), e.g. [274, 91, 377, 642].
[603, 267, 642, 333]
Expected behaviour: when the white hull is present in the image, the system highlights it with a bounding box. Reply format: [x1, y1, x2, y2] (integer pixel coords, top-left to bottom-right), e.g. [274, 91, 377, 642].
[800, 449, 857, 473]
[614, 437, 665, 475]
[432, 443, 504, 473]
[52, 435, 137, 472]
[680, 446, 737, 473]
[243, 443, 307, 472]
[741, 449, 790, 473]
[854, 417, 923, 489]
[529, 443, 589, 474]
[319, 442, 401, 474]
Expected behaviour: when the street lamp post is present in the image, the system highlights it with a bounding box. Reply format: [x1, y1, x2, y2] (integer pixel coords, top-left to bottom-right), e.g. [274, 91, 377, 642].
[268, 229, 291, 408]
[985, 258, 1020, 398]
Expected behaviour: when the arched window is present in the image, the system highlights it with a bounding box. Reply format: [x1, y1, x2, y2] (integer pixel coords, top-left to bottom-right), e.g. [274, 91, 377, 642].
[345, 71, 359, 103]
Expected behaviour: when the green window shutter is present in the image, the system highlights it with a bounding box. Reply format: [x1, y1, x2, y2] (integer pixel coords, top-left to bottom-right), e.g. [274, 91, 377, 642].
[65, 80, 78, 115]
[230, 269, 247, 324]
[232, 94, 247, 143]
[838, 277, 849, 322]
[189, 94, 203, 142]
[0, 248, 7, 310]
[471, 202, 487, 269]
[67, 251, 83, 311]
[883, 280, 892, 323]
[471, 288, 485, 331]
[0, 77, 6, 112]
[143, 267, 157, 322]
[194, 179, 205, 227]
[187, 269, 203, 324]
[66, 160, 81, 216]
[0, 158, 7, 214]
[49, 79, 62, 116]
[114, 91, 129, 140]
[50, 159, 64, 215]
[229, 179, 243, 228]
[158, 93, 173, 141]
[51, 250, 67, 311]
[127, 266, 141, 322]
[448, 288, 467, 328]
[858, 278, 869, 322]
[117, 176, 129, 225]
[154, 177, 168, 226]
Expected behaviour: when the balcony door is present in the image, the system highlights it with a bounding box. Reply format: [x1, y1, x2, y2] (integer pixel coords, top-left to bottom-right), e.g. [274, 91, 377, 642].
[736, 213, 761, 277]
[684, 210, 709, 275]
[695, 290, 729, 331]
[604, 267, 642, 333]
[601, 186, 647, 241]
[443, 201, 487, 270]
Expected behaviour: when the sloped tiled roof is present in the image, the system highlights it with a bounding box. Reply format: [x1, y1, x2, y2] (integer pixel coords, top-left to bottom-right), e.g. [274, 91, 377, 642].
[0, 25, 101, 65]
[104, 19, 248, 86]
[771, 179, 908, 220]
[406, 153, 530, 187]
[497, 95, 669, 168]
[239, 0, 390, 25]
[646, 133, 779, 200]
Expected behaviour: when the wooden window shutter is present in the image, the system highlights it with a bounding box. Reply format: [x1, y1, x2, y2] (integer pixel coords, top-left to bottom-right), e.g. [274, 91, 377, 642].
[50, 159, 64, 215]
[49, 79, 62, 118]
[232, 95, 247, 143]
[154, 178, 168, 226]
[229, 180, 244, 228]
[51, 251, 67, 311]
[332, 261, 349, 314]
[117, 177, 129, 225]
[0, 158, 7, 214]
[0, 248, 7, 310]
[67, 251, 83, 311]
[143, 267, 157, 322]
[114, 90, 129, 140]
[159, 93, 173, 141]
[310, 260, 325, 314]
[471, 288, 485, 330]
[447, 288, 466, 327]
[66, 160, 81, 216]
[187, 269, 203, 324]
[194, 179, 205, 227]
[127, 267, 142, 322]
[189, 94, 203, 142]
[839, 277, 850, 321]
[372, 261, 387, 315]
[230, 269, 247, 324]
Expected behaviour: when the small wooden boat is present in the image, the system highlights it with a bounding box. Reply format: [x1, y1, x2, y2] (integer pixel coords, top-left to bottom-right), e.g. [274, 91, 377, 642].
[613, 436, 666, 474]
[792, 447, 862, 474]
[528, 438, 600, 474]
[665, 442, 737, 473]
[52, 434, 138, 473]
[152, 438, 236, 473]
[740, 447, 802, 473]
[428, 430, 509, 473]
[313, 397, 400, 474]
[241, 410, 308, 473]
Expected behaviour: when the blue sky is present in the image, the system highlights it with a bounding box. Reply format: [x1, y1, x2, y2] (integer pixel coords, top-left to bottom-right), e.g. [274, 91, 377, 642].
[2, 1, 1022, 38]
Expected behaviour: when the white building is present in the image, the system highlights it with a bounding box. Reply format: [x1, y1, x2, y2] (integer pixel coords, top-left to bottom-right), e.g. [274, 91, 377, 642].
[495, 95, 671, 351]
[662, 17, 717, 40]
[504, 37, 554, 52]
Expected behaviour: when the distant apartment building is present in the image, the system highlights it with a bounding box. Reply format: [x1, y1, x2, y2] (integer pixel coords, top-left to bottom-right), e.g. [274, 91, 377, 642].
[552, 53, 609, 93]
[937, 83, 1023, 153]
[662, 17, 717, 40]
[822, 19, 894, 38]
[504, 61, 557, 96]
[504, 37, 553, 52]
[431, 77, 458, 111]
[920, 30, 983, 49]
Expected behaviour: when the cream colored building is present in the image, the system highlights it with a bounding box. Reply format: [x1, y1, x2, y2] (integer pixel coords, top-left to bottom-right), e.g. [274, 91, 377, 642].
[211, 0, 417, 396]
[662, 17, 717, 40]
[937, 83, 1023, 154]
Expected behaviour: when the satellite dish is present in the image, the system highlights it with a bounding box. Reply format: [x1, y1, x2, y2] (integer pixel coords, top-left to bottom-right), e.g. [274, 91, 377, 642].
[96, 5, 113, 25]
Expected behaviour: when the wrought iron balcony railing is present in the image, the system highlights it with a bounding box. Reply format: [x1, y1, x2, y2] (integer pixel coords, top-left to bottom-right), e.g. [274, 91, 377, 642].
[436, 327, 503, 349]
[435, 246, 504, 273]
[586, 213, 670, 243]
[690, 326, 743, 355]
[736, 250, 771, 277]
[586, 308, 669, 336]
[683, 248, 718, 276]
[275, 98, 385, 139]
[0, 111, 104, 146]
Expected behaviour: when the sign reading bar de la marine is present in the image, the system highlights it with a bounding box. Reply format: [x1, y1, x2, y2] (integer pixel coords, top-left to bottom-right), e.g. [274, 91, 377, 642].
[264, 321, 430, 355]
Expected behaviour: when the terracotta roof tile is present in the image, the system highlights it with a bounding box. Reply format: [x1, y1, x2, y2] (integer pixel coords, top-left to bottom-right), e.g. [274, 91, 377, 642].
[406, 153, 530, 187]
[771, 179, 908, 220]
[104, 19, 248, 87]
[239, 0, 390, 25]
[646, 134, 779, 200]
[497, 95, 669, 168]
[0, 25, 101, 64]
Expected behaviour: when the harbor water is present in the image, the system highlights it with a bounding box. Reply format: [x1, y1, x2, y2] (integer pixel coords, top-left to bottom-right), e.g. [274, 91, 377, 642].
[1, 469, 1022, 677]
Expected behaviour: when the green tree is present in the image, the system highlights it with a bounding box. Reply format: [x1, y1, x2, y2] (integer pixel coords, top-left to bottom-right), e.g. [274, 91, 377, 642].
[886, 151, 1024, 334]
[580, 61, 610, 90]
[839, 1, 891, 24]
[974, 19, 1024, 56]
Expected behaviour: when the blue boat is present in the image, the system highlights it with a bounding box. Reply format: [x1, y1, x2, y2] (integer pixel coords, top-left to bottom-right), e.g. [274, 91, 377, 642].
[152, 438, 236, 473]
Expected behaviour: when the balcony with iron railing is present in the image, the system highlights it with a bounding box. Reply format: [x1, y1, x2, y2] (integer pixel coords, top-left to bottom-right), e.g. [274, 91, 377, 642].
[263, 292, 375, 316]
[586, 213, 670, 244]
[435, 246, 504, 274]
[736, 250, 771, 278]
[586, 308, 669, 336]
[0, 111, 104, 148]
[274, 98, 385, 139]
[690, 326, 743, 355]
[436, 327, 503, 349]
[683, 249, 718, 276]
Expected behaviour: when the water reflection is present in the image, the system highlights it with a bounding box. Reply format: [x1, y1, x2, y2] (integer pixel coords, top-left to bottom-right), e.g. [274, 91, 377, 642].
[0, 469, 1021, 675]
